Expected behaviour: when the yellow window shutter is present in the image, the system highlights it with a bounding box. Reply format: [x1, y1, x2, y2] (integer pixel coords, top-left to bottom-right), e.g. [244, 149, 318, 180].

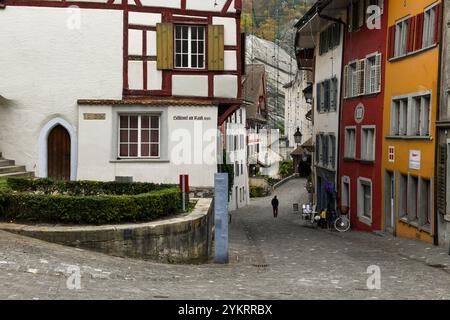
[208, 25, 225, 71]
[157, 23, 174, 70]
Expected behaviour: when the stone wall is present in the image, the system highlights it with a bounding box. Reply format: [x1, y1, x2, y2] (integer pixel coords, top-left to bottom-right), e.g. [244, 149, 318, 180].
[0, 198, 214, 264]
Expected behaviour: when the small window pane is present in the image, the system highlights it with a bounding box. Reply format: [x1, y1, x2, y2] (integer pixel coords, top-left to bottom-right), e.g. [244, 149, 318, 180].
[151, 116, 159, 129]
[120, 144, 128, 157]
[141, 144, 150, 157]
[120, 116, 128, 129]
[130, 116, 138, 128]
[151, 144, 159, 157]
[120, 130, 128, 143]
[141, 116, 149, 129]
[130, 144, 138, 157]
[130, 130, 138, 143]
[141, 130, 149, 143]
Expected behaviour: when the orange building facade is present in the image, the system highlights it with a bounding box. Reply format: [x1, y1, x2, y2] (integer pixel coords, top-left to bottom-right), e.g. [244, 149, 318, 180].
[381, 0, 442, 243]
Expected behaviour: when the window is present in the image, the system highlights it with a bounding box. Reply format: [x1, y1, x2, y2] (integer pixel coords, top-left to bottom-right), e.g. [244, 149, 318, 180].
[348, 0, 365, 32]
[328, 135, 336, 168]
[408, 175, 419, 222]
[349, 62, 358, 97]
[315, 135, 322, 164]
[391, 94, 431, 137]
[175, 25, 205, 69]
[390, 98, 408, 136]
[319, 23, 340, 55]
[345, 127, 356, 159]
[317, 78, 338, 112]
[365, 54, 382, 94]
[330, 78, 338, 111]
[394, 18, 409, 57]
[420, 179, 432, 227]
[322, 134, 328, 167]
[399, 174, 408, 218]
[358, 178, 372, 222]
[361, 127, 375, 162]
[119, 115, 160, 158]
[423, 5, 437, 48]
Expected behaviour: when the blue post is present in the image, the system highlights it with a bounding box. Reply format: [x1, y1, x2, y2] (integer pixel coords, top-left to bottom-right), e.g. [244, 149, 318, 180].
[214, 173, 229, 264]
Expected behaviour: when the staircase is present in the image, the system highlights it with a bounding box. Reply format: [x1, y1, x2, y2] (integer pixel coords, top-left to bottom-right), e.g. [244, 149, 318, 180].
[0, 153, 34, 178]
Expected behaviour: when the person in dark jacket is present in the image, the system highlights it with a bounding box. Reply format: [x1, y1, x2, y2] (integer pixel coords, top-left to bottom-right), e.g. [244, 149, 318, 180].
[271, 196, 279, 218]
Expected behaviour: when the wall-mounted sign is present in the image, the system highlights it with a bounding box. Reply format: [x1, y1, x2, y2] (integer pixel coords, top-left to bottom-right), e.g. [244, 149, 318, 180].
[409, 150, 421, 170]
[388, 146, 395, 163]
[83, 113, 106, 120]
[173, 115, 212, 121]
[354, 103, 365, 124]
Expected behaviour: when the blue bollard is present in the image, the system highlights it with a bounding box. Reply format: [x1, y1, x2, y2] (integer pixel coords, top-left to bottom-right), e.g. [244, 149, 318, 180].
[214, 173, 229, 264]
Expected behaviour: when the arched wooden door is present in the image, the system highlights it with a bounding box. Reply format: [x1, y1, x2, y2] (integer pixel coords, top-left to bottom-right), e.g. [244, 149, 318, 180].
[47, 125, 71, 181]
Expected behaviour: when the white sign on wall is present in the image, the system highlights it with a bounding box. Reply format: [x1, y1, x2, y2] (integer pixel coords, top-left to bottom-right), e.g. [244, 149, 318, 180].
[409, 150, 421, 170]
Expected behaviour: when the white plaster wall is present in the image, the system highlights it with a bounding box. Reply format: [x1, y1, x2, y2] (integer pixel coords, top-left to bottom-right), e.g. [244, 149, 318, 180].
[224, 50, 237, 71]
[0, 7, 123, 175]
[128, 61, 144, 90]
[284, 72, 312, 147]
[313, 16, 345, 170]
[187, 0, 236, 13]
[137, 0, 180, 8]
[212, 17, 237, 46]
[173, 75, 209, 97]
[128, 12, 161, 26]
[214, 75, 238, 99]
[226, 108, 249, 211]
[78, 105, 218, 187]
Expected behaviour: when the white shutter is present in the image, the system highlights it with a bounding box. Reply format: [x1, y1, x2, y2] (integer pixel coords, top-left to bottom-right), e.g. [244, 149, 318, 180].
[375, 53, 382, 93]
[343, 65, 349, 98]
[357, 59, 366, 96]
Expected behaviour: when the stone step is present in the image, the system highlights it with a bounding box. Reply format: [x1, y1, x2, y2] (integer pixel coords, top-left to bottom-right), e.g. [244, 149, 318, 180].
[0, 165, 26, 175]
[0, 171, 34, 178]
[0, 159, 15, 167]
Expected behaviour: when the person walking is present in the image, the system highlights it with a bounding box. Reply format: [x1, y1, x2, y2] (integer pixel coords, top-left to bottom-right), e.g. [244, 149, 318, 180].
[271, 196, 279, 218]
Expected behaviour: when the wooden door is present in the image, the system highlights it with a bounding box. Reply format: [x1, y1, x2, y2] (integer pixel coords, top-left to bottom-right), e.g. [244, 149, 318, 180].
[48, 125, 71, 180]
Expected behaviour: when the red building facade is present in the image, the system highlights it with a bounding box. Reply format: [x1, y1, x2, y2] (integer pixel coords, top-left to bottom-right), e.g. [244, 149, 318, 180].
[339, 0, 388, 232]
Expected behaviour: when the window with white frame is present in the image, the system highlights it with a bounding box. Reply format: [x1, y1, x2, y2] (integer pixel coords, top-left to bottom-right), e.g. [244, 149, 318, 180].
[344, 127, 356, 159]
[394, 18, 409, 57]
[361, 127, 375, 161]
[412, 94, 431, 136]
[349, 61, 358, 97]
[119, 115, 160, 158]
[358, 178, 372, 221]
[175, 25, 205, 69]
[365, 54, 382, 94]
[423, 5, 437, 48]
[390, 97, 408, 136]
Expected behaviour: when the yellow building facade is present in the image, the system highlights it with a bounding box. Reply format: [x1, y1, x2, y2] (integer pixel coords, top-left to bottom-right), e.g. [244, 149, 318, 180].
[382, 0, 442, 243]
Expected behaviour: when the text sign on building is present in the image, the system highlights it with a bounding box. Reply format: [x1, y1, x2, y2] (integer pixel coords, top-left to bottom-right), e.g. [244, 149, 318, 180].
[409, 150, 421, 170]
[83, 113, 106, 120]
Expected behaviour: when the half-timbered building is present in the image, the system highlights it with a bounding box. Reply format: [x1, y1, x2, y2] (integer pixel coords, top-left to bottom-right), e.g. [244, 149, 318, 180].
[0, 0, 243, 187]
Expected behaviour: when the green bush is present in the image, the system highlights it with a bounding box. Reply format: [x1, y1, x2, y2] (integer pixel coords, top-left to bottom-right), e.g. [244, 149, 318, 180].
[0, 187, 181, 225]
[6, 178, 173, 196]
[278, 160, 294, 178]
[250, 186, 270, 198]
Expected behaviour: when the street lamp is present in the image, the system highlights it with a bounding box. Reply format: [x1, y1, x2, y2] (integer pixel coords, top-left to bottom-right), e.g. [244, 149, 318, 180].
[294, 127, 303, 147]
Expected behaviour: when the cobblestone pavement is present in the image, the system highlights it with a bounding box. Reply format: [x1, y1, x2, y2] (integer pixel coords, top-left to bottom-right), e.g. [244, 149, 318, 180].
[1, 178, 450, 300]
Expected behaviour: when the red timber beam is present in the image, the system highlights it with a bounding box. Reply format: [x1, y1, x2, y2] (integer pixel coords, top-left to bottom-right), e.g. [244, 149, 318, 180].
[218, 104, 241, 126]
[3, 0, 240, 18]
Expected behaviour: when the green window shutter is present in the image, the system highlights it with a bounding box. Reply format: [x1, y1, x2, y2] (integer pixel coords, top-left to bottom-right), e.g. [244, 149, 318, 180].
[156, 23, 174, 70]
[208, 25, 225, 71]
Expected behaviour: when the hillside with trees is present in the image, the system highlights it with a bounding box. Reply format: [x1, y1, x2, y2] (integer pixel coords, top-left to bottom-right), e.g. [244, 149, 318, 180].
[241, 0, 313, 54]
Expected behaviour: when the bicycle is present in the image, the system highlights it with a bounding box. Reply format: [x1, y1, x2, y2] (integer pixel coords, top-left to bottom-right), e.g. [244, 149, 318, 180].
[333, 206, 351, 232]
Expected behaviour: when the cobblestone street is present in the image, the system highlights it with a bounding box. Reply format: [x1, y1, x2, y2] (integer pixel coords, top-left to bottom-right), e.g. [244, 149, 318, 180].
[1, 178, 450, 300]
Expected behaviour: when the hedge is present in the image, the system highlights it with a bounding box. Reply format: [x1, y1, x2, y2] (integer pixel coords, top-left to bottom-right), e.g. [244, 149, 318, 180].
[6, 178, 174, 196]
[0, 187, 182, 225]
